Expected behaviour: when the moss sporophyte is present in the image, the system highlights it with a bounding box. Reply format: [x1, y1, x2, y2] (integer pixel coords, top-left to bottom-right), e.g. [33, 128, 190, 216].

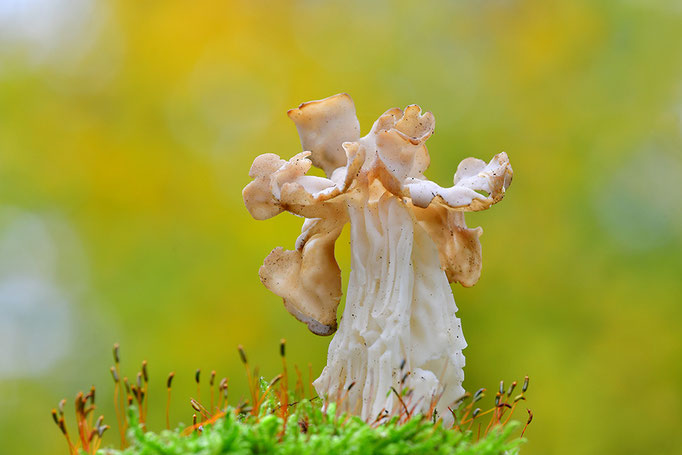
[52, 343, 532, 454]
[55, 95, 527, 454]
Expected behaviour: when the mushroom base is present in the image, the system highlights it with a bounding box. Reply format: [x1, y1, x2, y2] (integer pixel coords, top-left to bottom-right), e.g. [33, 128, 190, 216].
[314, 193, 467, 422]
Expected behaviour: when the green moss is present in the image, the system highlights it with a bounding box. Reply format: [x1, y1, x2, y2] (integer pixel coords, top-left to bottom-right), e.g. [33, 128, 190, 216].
[101, 402, 524, 455]
[54, 348, 530, 454]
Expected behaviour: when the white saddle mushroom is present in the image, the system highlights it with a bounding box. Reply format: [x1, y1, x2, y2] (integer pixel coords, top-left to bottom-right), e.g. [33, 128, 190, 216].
[243, 93, 512, 422]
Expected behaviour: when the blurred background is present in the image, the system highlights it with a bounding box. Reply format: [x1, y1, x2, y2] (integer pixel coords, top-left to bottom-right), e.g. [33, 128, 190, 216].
[1, 0, 681, 453]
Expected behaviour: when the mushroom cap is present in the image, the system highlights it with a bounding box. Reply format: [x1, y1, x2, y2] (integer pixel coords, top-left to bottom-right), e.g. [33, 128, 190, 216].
[259, 217, 345, 336]
[405, 152, 513, 211]
[287, 93, 361, 177]
[243, 153, 287, 220]
[243, 151, 351, 221]
[413, 204, 483, 287]
[358, 105, 436, 196]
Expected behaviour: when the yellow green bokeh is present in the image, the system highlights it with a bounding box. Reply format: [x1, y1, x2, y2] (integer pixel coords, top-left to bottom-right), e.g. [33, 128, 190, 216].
[1, 1, 681, 453]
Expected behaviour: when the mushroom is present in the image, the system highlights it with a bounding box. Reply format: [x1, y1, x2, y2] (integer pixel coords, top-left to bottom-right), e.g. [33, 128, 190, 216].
[243, 93, 512, 422]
